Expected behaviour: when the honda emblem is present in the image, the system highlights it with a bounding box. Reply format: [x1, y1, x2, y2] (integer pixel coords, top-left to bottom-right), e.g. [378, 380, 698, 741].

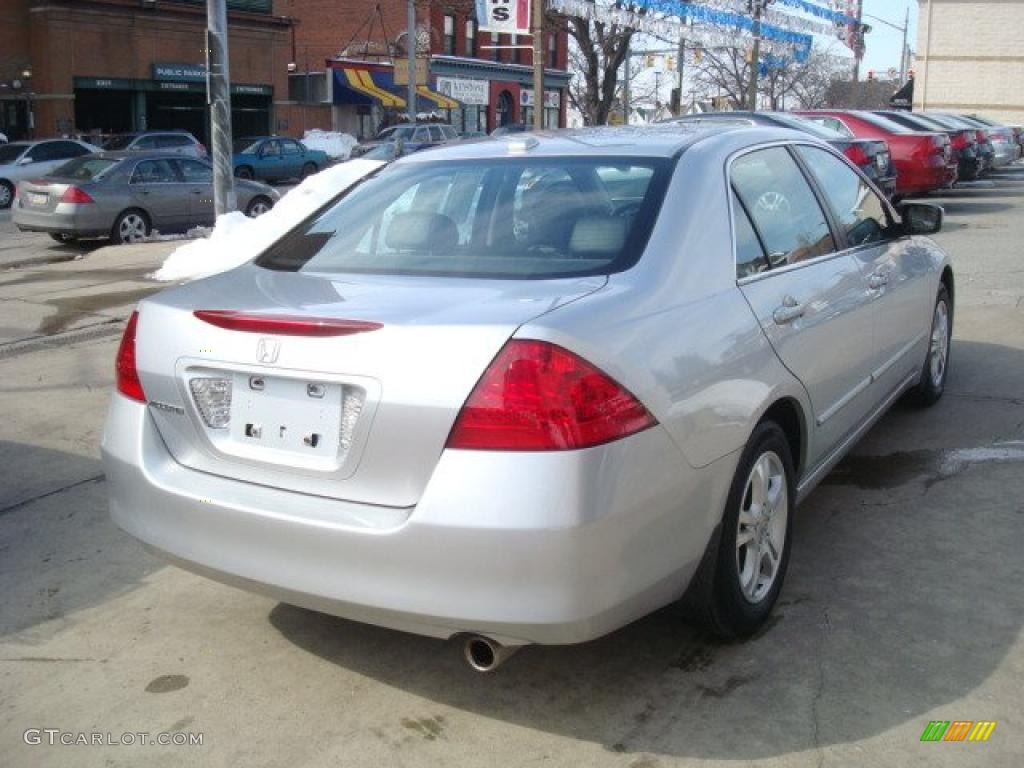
[256, 337, 280, 364]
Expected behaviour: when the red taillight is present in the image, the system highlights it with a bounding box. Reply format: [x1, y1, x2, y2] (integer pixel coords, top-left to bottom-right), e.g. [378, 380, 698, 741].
[843, 144, 870, 167]
[115, 311, 146, 402]
[446, 339, 657, 451]
[975, 130, 987, 144]
[60, 186, 94, 204]
[193, 310, 382, 337]
[950, 131, 972, 150]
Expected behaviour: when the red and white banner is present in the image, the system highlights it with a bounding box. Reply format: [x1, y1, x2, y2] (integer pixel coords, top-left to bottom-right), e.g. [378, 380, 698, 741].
[476, 0, 531, 36]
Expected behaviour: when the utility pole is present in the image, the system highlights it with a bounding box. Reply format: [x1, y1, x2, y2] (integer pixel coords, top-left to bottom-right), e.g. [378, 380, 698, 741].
[746, 0, 771, 111]
[623, 42, 631, 125]
[675, 35, 685, 116]
[531, 0, 544, 130]
[206, 0, 235, 215]
[406, 0, 416, 120]
[900, 6, 909, 82]
[852, 0, 863, 82]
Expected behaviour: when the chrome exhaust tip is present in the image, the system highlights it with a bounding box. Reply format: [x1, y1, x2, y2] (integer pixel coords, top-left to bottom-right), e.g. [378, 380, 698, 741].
[463, 635, 519, 673]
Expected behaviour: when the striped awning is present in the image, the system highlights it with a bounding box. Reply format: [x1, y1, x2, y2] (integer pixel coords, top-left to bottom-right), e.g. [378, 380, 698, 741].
[334, 68, 406, 109]
[415, 85, 460, 110]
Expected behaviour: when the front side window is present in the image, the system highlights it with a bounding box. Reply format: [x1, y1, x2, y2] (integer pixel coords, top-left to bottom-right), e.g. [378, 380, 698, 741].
[261, 140, 281, 158]
[731, 146, 835, 268]
[796, 145, 891, 247]
[256, 157, 671, 279]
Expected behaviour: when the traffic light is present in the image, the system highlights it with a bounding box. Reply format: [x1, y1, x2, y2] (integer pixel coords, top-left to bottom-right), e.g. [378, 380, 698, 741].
[867, 69, 875, 82]
[645, 54, 655, 68]
[693, 47, 703, 64]
[666, 56, 675, 72]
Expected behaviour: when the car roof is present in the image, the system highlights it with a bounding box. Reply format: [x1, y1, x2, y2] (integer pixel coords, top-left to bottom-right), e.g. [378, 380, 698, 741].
[90, 151, 207, 162]
[397, 124, 792, 162]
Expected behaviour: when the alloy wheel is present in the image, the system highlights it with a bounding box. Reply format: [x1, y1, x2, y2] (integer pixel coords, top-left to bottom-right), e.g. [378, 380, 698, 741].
[119, 213, 147, 244]
[735, 451, 788, 604]
[930, 299, 950, 388]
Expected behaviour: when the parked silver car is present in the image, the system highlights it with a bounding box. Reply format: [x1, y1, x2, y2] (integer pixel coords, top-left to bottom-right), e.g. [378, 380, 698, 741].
[0, 138, 97, 209]
[102, 130, 207, 158]
[12, 152, 279, 244]
[102, 127, 953, 671]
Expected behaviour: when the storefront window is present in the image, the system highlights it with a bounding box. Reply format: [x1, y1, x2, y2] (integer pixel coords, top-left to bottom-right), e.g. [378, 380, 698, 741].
[545, 107, 559, 129]
[549, 34, 558, 68]
[444, 15, 455, 55]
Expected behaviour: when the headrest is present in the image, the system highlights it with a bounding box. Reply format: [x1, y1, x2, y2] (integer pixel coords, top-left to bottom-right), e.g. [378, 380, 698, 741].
[569, 216, 628, 256]
[385, 212, 459, 252]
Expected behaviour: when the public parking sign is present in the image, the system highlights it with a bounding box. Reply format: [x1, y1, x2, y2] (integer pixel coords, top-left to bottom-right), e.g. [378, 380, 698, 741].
[476, 0, 530, 35]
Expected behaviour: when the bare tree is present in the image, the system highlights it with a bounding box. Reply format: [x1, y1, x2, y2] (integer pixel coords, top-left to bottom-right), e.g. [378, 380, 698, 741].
[551, 8, 639, 125]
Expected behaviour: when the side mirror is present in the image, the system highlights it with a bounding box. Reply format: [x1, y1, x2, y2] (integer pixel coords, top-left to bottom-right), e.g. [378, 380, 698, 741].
[17, 156, 33, 166]
[900, 202, 943, 235]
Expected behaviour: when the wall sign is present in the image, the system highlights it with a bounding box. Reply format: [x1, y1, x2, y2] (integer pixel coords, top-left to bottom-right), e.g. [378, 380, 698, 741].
[520, 89, 560, 109]
[436, 77, 489, 105]
[475, 0, 530, 35]
[152, 64, 207, 82]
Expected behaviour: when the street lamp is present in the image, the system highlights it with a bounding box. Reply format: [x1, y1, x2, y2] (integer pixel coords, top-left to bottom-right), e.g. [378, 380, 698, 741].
[20, 66, 34, 139]
[862, 9, 911, 82]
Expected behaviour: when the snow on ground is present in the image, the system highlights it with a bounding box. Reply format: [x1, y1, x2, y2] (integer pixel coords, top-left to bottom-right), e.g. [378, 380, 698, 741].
[154, 158, 383, 282]
[301, 129, 358, 161]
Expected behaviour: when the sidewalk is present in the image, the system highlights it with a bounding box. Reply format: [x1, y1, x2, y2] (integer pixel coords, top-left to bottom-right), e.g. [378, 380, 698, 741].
[0, 240, 178, 348]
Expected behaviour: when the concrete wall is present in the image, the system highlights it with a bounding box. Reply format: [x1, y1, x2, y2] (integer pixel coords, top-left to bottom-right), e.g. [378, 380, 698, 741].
[915, 0, 1024, 123]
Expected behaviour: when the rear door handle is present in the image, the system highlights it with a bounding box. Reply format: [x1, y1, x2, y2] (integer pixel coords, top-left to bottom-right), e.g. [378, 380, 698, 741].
[773, 296, 805, 325]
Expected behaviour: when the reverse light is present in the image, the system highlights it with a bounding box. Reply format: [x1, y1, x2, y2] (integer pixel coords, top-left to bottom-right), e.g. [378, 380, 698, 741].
[194, 310, 382, 337]
[189, 378, 233, 428]
[60, 186, 95, 204]
[446, 340, 657, 451]
[115, 311, 146, 402]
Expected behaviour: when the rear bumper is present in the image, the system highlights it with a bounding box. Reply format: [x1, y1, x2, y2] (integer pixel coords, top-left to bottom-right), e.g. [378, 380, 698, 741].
[897, 161, 957, 196]
[11, 203, 110, 236]
[102, 394, 722, 646]
[991, 144, 1019, 167]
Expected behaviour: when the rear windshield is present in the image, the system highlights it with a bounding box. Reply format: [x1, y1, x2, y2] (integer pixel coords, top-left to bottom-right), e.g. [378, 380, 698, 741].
[768, 113, 847, 141]
[49, 156, 120, 180]
[102, 135, 136, 150]
[854, 112, 914, 134]
[256, 157, 672, 279]
[379, 126, 415, 141]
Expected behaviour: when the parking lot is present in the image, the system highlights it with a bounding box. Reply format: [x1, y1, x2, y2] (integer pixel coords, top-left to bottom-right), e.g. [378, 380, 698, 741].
[1, 163, 1023, 768]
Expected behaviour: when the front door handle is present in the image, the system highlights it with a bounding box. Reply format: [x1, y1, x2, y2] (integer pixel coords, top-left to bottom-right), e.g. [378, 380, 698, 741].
[773, 296, 805, 325]
[868, 271, 890, 290]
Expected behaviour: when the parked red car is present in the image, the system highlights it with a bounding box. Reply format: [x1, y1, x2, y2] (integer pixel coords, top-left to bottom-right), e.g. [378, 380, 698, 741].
[796, 110, 958, 198]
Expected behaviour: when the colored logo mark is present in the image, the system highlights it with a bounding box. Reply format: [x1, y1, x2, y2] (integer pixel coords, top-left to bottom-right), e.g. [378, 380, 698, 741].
[920, 720, 997, 742]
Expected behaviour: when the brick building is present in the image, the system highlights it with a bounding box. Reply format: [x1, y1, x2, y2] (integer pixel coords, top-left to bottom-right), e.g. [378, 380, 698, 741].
[0, 0, 301, 143]
[284, 0, 570, 138]
[0, 0, 568, 143]
[915, 0, 1024, 123]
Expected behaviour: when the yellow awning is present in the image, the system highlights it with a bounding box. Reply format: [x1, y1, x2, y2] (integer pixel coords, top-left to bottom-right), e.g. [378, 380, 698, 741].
[343, 69, 405, 109]
[416, 85, 460, 110]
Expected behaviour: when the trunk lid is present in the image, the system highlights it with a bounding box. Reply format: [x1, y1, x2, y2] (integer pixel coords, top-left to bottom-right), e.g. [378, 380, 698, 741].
[16, 178, 76, 214]
[135, 265, 606, 508]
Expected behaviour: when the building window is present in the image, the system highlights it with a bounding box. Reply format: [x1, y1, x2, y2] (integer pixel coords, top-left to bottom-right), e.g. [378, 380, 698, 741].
[444, 15, 455, 55]
[288, 72, 327, 103]
[549, 34, 558, 68]
[490, 33, 500, 61]
[466, 19, 477, 57]
[511, 35, 521, 64]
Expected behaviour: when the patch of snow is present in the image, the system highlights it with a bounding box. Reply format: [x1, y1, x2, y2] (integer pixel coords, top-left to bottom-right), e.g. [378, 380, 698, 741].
[301, 129, 358, 161]
[154, 158, 384, 283]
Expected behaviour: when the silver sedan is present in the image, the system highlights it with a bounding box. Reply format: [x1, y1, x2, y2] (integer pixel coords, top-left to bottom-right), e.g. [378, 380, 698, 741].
[101, 126, 953, 671]
[12, 152, 279, 244]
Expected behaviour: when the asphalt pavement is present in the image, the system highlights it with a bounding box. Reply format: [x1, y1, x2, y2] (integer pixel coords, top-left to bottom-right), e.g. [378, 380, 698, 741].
[1, 166, 1023, 767]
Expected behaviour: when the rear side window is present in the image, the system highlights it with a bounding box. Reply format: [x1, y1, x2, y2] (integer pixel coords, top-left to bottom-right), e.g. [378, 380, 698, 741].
[133, 135, 159, 150]
[796, 145, 891, 247]
[731, 146, 835, 268]
[256, 157, 672, 279]
[282, 140, 301, 156]
[732, 191, 768, 278]
[177, 159, 213, 183]
[157, 135, 192, 148]
[131, 159, 178, 184]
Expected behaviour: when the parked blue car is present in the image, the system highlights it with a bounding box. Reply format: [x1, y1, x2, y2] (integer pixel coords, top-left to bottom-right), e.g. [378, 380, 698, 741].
[232, 137, 329, 182]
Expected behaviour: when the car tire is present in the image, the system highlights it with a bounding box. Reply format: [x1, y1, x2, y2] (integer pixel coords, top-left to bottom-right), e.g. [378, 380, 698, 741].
[236, 167, 254, 180]
[111, 209, 151, 245]
[245, 196, 273, 218]
[687, 421, 795, 640]
[300, 162, 318, 179]
[0, 179, 13, 209]
[908, 284, 952, 407]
